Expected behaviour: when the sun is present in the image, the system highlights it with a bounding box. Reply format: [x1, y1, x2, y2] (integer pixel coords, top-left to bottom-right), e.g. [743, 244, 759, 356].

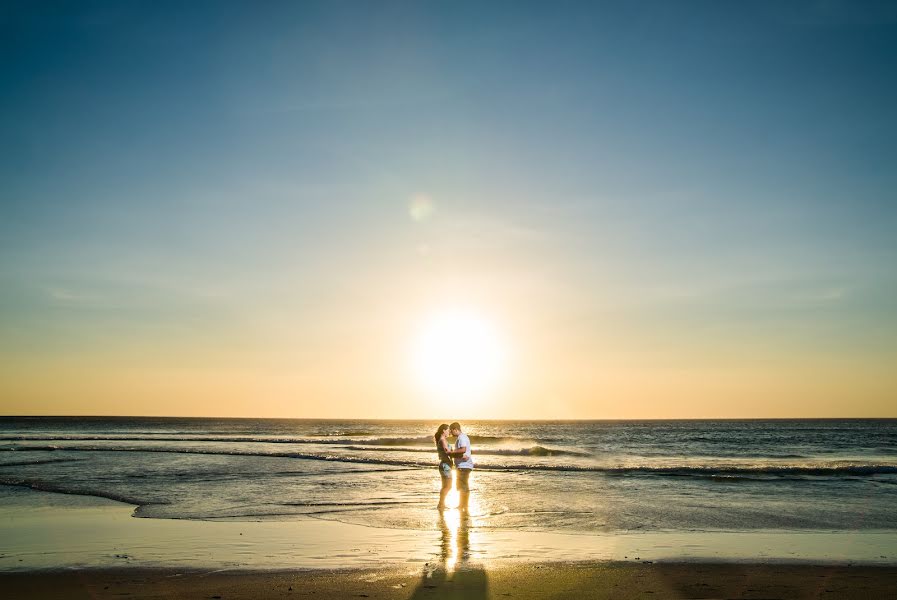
[409, 309, 508, 400]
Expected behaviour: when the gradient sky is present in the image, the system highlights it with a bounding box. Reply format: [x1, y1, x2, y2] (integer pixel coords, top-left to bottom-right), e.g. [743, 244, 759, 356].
[2, 1, 896, 418]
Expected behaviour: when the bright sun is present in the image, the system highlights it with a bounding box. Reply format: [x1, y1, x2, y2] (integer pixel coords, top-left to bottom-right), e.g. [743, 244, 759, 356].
[410, 309, 508, 400]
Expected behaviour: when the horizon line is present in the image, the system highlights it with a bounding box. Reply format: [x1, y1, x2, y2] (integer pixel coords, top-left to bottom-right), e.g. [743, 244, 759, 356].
[2, 414, 895, 421]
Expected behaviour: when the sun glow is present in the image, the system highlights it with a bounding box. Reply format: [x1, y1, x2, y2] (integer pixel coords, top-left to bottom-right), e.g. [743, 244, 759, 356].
[410, 309, 508, 401]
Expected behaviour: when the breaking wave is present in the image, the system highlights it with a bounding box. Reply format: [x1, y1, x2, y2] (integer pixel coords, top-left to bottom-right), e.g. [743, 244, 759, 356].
[2, 445, 894, 479]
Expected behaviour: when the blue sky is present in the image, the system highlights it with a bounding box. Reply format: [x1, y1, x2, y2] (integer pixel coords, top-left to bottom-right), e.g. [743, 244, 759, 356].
[2, 1, 896, 417]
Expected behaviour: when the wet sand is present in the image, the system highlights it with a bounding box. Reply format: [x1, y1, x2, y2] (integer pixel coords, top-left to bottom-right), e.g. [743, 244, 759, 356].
[3, 488, 897, 598]
[4, 488, 896, 571]
[3, 563, 896, 599]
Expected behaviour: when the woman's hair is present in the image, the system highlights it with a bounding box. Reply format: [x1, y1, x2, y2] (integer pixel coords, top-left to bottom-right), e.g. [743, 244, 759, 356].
[434, 423, 449, 443]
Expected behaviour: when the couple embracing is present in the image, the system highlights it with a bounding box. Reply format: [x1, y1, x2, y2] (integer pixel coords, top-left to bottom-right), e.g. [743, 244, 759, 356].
[434, 422, 474, 511]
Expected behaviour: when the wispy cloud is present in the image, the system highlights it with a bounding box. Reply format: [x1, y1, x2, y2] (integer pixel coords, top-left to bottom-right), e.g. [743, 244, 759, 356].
[46, 287, 110, 308]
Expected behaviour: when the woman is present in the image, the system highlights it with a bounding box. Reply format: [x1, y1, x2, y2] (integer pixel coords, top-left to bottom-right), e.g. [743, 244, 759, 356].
[434, 423, 453, 510]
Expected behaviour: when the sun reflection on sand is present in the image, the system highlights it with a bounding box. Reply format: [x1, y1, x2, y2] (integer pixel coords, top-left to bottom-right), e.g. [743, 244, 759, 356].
[442, 509, 462, 571]
[409, 508, 488, 599]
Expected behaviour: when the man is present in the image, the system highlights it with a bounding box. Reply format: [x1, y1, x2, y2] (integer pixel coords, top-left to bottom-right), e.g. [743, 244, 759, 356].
[449, 422, 473, 511]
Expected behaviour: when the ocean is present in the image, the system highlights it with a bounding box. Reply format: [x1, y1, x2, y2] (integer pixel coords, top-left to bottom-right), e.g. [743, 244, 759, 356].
[1, 418, 895, 534]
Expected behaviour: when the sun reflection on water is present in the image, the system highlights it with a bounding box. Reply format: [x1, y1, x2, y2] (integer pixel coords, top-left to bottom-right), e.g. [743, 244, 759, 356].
[445, 470, 460, 509]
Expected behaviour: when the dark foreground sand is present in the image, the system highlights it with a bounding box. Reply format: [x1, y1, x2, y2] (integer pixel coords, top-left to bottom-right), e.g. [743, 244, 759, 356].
[3, 563, 896, 600]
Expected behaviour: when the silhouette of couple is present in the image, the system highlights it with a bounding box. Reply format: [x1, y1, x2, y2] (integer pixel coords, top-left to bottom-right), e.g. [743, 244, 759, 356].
[434, 422, 474, 511]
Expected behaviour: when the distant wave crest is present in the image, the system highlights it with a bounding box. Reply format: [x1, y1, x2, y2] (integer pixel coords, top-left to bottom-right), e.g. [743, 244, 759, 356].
[0, 434, 526, 447]
[3, 444, 896, 478]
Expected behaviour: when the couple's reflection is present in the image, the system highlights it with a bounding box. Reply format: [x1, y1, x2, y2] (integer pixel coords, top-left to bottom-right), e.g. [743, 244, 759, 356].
[410, 509, 488, 599]
[440, 507, 470, 571]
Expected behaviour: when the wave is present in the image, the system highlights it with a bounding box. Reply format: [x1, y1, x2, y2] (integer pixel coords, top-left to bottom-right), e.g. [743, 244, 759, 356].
[0, 434, 527, 447]
[8, 435, 885, 461]
[0, 442, 590, 466]
[487, 463, 897, 478]
[341, 444, 591, 457]
[610, 465, 897, 478]
[494, 445, 591, 457]
[0, 458, 85, 468]
[0, 444, 436, 469]
[0, 477, 154, 507]
[3, 445, 896, 478]
[279, 500, 416, 507]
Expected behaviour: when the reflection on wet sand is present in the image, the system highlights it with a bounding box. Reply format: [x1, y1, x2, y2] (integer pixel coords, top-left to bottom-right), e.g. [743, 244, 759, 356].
[410, 509, 488, 599]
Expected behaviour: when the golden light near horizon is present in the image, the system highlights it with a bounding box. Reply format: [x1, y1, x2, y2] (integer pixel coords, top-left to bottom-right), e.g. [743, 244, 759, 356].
[409, 309, 508, 404]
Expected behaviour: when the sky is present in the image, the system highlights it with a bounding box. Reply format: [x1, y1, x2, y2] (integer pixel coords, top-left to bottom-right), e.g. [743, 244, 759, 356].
[1, 0, 896, 419]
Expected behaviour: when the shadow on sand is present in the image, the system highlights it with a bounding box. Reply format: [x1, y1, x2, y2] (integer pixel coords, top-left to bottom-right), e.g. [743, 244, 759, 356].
[409, 509, 488, 599]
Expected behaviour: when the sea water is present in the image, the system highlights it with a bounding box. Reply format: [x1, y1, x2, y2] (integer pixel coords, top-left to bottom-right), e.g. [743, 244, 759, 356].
[1, 418, 895, 534]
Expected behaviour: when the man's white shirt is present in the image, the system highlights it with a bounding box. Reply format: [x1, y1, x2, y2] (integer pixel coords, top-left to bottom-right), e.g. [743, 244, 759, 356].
[454, 433, 474, 469]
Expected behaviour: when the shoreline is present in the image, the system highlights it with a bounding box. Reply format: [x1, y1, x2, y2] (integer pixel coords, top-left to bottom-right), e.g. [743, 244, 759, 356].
[3, 487, 897, 598]
[2, 486, 896, 573]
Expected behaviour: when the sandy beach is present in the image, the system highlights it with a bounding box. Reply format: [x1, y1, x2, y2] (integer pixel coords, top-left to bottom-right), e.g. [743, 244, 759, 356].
[3, 486, 897, 599]
[3, 486, 896, 570]
[4, 563, 897, 600]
